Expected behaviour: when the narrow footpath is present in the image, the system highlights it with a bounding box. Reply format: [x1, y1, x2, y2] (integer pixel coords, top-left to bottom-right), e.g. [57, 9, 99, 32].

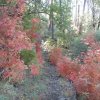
[40, 52, 77, 100]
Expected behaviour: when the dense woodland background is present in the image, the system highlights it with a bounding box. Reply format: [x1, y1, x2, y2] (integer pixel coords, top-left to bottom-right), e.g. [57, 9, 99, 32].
[0, 0, 100, 100]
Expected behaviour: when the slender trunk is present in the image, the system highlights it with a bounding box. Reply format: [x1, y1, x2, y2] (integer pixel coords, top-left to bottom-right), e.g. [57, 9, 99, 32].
[91, 0, 96, 30]
[75, 0, 78, 26]
[48, 0, 54, 39]
[59, 0, 62, 30]
[78, 0, 86, 34]
[77, 5, 80, 26]
[97, 14, 100, 30]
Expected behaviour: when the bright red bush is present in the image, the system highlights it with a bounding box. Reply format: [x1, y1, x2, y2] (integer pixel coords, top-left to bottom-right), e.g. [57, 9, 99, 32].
[30, 64, 40, 76]
[57, 56, 79, 78]
[35, 42, 44, 64]
[49, 48, 63, 65]
[78, 49, 100, 99]
[49, 45, 100, 100]
[0, 0, 30, 81]
[0, 0, 43, 81]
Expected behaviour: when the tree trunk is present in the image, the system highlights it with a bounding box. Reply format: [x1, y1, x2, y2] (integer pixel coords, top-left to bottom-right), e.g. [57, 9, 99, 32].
[91, 0, 96, 30]
[48, 0, 54, 39]
[78, 0, 86, 34]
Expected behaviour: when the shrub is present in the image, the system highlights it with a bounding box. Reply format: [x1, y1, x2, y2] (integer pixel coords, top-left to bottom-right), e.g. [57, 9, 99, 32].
[20, 49, 36, 65]
[49, 45, 100, 100]
[69, 38, 88, 60]
[49, 48, 62, 65]
[0, 0, 43, 81]
[94, 30, 100, 42]
[77, 49, 100, 99]
[56, 56, 80, 78]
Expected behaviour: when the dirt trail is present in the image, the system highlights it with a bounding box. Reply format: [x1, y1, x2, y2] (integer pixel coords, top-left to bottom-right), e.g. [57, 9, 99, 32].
[40, 52, 77, 100]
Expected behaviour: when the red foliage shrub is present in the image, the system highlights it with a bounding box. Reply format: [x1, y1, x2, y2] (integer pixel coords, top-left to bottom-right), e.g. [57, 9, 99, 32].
[57, 56, 79, 78]
[49, 48, 79, 77]
[77, 49, 100, 99]
[0, 0, 43, 81]
[30, 64, 40, 76]
[49, 48, 63, 65]
[34, 37, 44, 64]
[49, 45, 100, 100]
[0, 0, 30, 81]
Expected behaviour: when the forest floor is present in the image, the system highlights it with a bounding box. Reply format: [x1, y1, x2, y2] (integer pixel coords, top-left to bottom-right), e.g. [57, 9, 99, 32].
[0, 52, 77, 100]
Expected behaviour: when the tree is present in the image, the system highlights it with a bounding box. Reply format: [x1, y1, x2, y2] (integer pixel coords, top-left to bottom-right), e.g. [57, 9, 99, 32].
[25, 0, 74, 47]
